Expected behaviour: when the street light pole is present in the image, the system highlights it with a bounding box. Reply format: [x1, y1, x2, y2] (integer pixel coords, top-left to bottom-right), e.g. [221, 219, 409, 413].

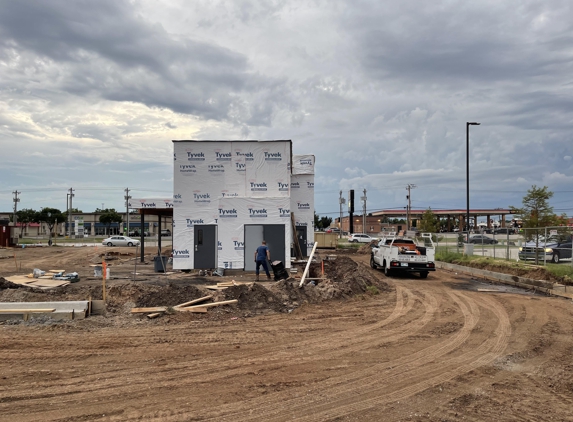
[466, 122, 480, 243]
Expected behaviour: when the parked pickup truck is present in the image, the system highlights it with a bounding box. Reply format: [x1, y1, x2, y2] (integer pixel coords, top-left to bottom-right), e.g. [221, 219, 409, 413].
[370, 234, 436, 278]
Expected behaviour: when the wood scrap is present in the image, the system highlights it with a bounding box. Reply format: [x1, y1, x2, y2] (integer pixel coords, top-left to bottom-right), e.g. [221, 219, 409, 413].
[205, 285, 228, 290]
[147, 313, 162, 319]
[175, 307, 208, 313]
[477, 289, 503, 292]
[131, 307, 167, 313]
[174, 295, 213, 308]
[186, 299, 238, 309]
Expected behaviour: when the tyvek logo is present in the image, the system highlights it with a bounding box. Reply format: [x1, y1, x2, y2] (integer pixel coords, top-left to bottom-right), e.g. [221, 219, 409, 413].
[186, 151, 205, 161]
[307, 181, 314, 188]
[291, 182, 300, 189]
[235, 151, 254, 161]
[218, 241, 223, 251]
[173, 193, 183, 204]
[248, 207, 268, 218]
[297, 202, 311, 210]
[279, 207, 290, 218]
[250, 182, 268, 192]
[193, 193, 211, 204]
[174, 153, 176, 161]
[221, 192, 239, 198]
[300, 158, 313, 166]
[233, 240, 244, 250]
[215, 151, 232, 161]
[140, 202, 157, 208]
[235, 162, 246, 172]
[219, 208, 238, 218]
[186, 218, 205, 227]
[173, 249, 190, 258]
[277, 182, 289, 191]
[296, 222, 308, 226]
[164, 202, 174, 208]
[264, 151, 282, 161]
[208, 164, 225, 173]
[179, 164, 197, 174]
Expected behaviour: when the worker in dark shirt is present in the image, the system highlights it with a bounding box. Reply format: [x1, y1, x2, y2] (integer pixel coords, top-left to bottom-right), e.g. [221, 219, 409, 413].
[254, 240, 271, 281]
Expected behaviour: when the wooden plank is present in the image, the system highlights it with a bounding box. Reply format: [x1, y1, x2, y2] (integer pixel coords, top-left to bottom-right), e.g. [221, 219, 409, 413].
[131, 307, 167, 313]
[174, 295, 213, 308]
[299, 242, 318, 288]
[205, 285, 228, 290]
[186, 299, 238, 309]
[147, 312, 162, 319]
[4, 276, 35, 285]
[175, 307, 208, 313]
[0, 308, 56, 313]
[477, 289, 501, 292]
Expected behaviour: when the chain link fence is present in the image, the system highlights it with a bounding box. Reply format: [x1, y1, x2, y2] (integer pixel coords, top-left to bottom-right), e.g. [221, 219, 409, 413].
[434, 226, 573, 267]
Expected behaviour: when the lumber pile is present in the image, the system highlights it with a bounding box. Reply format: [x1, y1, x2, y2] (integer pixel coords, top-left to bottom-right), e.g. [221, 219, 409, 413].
[131, 295, 238, 318]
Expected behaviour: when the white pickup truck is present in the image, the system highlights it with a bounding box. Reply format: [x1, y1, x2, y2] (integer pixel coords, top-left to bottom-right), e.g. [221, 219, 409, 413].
[370, 234, 436, 278]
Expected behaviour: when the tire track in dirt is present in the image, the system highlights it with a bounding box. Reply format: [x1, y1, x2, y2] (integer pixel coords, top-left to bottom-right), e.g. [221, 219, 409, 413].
[165, 287, 508, 422]
[0, 287, 417, 410]
[118, 287, 472, 422]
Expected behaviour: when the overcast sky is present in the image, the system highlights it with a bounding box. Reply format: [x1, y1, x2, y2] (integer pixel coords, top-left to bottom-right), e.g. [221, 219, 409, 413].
[1, 0, 572, 220]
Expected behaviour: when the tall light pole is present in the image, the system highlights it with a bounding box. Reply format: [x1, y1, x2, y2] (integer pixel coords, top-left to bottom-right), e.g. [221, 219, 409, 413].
[466, 122, 480, 243]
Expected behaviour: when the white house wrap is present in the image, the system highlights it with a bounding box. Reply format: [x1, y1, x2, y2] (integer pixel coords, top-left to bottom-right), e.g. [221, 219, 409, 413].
[172, 141, 313, 271]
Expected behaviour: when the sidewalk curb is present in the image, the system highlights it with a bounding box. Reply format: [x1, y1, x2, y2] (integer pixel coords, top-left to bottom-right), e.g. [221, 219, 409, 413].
[436, 261, 573, 300]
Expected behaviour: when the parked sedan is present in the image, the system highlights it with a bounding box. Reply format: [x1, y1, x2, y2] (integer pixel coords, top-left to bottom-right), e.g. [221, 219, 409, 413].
[348, 233, 378, 243]
[468, 235, 498, 244]
[102, 236, 140, 247]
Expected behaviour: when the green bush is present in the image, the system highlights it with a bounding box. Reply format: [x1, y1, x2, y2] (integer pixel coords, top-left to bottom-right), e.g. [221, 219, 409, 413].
[366, 286, 380, 295]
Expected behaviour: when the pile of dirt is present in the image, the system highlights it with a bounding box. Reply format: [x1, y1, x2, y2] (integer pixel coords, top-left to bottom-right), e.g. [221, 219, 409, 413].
[0, 277, 25, 290]
[357, 240, 377, 254]
[270, 256, 391, 306]
[224, 283, 286, 313]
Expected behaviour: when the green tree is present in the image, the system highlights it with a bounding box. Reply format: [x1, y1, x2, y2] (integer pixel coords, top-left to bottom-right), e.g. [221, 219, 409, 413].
[418, 208, 439, 234]
[511, 185, 560, 264]
[99, 209, 123, 235]
[35, 208, 66, 241]
[15, 208, 39, 237]
[314, 213, 333, 230]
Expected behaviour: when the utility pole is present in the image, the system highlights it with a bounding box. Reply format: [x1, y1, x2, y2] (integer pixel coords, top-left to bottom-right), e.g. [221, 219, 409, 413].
[348, 190, 355, 235]
[406, 184, 416, 231]
[361, 189, 367, 234]
[124, 187, 131, 235]
[12, 190, 20, 239]
[68, 188, 74, 238]
[338, 191, 345, 239]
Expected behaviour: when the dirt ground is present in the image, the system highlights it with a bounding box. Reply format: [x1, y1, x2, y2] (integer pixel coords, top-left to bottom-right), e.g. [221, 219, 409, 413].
[1, 246, 573, 421]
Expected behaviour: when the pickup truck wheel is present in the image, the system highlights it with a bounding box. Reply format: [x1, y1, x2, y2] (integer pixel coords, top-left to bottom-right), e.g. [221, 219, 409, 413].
[420, 271, 429, 279]
[370, 255, 377, 269]
[383, 263, 392, 277]
[551, 253, 560, 264]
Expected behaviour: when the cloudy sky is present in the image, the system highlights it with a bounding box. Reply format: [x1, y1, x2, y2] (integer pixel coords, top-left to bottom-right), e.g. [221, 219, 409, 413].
[1, 0, 572, 220]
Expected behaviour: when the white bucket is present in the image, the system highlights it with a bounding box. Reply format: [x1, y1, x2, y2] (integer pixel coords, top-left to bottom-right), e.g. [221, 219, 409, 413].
[94, 266, 102, 277]
[106, 268, 110, 280]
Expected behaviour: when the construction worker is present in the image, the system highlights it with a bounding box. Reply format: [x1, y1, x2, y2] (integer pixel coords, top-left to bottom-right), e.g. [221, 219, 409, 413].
[254, 240, 272, 281]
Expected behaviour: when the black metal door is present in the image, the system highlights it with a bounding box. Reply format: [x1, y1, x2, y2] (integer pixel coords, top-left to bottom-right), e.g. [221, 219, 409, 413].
[296, 226, 307, 257]
[263, 225, 285, 263]
[194, 225, 217, 269]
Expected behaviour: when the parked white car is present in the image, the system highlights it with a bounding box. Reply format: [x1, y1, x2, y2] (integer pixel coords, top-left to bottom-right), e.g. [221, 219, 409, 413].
[348, 233, 378, 243]
[102, 236, 140, 247]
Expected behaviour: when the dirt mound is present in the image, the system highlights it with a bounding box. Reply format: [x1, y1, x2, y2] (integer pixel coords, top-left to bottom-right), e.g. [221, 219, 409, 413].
[224, 283, 286, 313]
[0, 277, 26, 290]
[270, 256, 391, 306]
[357, 240, 377, 254]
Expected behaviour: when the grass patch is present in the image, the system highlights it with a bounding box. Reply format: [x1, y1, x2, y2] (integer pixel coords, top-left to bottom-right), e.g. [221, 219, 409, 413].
[366, 286, 380, 295]
[545, 263, 573, 280]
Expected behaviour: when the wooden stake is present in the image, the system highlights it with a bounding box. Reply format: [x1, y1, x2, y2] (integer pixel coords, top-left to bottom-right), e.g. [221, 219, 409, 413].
[102, 261, 107, 302]
[299, 242, 318, 288]
[173, 295, 213, 308]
